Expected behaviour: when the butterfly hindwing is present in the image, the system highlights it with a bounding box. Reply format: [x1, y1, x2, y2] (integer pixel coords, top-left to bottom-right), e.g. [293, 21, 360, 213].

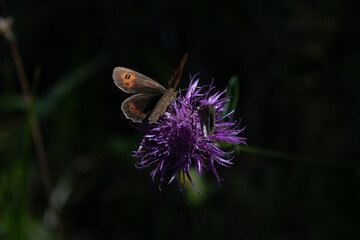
[113, 67, 166, 95]
[121, 93, 162, 122]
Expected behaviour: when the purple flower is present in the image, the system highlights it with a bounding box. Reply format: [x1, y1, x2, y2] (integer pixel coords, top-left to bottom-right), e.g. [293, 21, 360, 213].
[133, 74, 246, 193]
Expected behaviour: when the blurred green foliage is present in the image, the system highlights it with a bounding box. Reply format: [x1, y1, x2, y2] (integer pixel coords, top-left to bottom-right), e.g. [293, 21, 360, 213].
[224, 75, 240, 119]
[1, 0, 360, 239]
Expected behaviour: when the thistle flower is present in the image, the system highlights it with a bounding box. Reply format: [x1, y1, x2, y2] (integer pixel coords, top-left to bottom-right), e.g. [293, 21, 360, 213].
[133, 74, 246, 192]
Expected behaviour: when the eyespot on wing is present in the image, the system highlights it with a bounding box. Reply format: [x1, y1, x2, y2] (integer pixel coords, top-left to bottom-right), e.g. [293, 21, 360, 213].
[121, 93, 162, 122]
[113, 67, 166, 94]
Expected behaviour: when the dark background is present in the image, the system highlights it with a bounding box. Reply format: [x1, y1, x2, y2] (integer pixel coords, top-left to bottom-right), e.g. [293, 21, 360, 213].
[1, 0, 360, 239]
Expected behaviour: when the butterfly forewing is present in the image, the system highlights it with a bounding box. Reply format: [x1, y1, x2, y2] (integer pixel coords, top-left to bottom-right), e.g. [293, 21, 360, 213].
[121, 93, 162, 122]
[113, 67, 166, 94]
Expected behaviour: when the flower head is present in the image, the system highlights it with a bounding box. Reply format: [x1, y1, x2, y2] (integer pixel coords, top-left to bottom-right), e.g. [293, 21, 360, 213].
[133, 74, 246, 192]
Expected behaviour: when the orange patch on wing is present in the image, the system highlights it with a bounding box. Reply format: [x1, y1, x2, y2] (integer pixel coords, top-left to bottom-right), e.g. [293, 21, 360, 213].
[129, 103, 145, 118]
[121, 72, 134, 88]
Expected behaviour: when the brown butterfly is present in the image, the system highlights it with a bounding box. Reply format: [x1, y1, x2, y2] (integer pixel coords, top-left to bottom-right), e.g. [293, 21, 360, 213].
[113, 54, 188, 123]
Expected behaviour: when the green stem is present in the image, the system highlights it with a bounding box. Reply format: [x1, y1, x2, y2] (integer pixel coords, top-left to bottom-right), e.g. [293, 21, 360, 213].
[236, 145, 307, 162]
[236, 145, 359, 167]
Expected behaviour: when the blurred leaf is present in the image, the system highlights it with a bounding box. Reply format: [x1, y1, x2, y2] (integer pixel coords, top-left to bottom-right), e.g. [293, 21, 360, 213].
[0, 112, 33, 239]
[0, 118, 22, 152]
[0, 53, 108, 118]
[179, 168, 208, 204]
[0, 94, 26, 112]
[25, 218, 52, 240]
[41, 155, 96, 236]
[42, 176, 72, 232]
[224, 75, 240, 117]
[50, 177, 72, 211]
[236, 145, 360, 167]
[36, 53, 108, 118]
[108, 135, 141, 157]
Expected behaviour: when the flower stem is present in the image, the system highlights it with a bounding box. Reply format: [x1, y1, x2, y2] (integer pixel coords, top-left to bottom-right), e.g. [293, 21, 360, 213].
[236, 145, 358, 167]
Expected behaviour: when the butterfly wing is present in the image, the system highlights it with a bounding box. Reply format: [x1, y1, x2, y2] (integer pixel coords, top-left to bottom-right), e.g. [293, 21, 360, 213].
[121, 93, 162, 122]
[113, 67, 166, 94]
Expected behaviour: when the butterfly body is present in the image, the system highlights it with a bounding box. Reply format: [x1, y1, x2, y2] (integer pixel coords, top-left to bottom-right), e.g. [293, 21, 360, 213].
[148, 88, 177, 123]
[113, 54, 188, 123]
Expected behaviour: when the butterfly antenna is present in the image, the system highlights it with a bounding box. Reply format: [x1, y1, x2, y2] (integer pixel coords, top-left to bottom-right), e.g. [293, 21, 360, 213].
[168, 53, 188, 89]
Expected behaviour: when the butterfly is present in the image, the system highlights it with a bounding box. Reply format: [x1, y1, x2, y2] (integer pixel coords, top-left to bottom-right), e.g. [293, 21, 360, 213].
[113, 54, 188, 123]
